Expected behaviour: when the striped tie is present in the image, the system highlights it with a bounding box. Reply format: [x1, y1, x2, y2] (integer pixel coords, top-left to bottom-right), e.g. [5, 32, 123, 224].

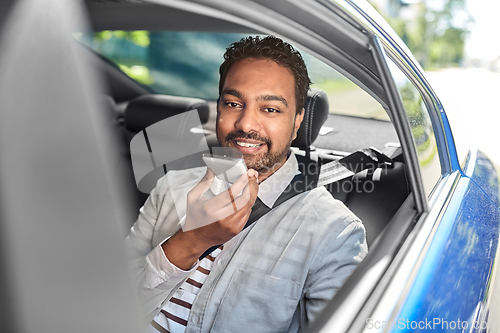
[149, 246, 223, 333]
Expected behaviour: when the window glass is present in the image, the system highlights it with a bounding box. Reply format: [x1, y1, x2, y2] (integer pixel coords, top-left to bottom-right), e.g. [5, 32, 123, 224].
[387, 60, 442, 195]
[80, 31, 402, 155]
[87, 31, 247, 100]
[303, 53, 387, 120]
[84, 31, 387, 120]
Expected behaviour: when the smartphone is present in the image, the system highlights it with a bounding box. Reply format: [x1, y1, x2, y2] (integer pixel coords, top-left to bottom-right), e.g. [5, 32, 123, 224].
[202, 153, 248, 183]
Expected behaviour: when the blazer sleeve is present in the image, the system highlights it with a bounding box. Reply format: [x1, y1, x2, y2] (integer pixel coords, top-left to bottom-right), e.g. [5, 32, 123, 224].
[123, 176, 197, 326]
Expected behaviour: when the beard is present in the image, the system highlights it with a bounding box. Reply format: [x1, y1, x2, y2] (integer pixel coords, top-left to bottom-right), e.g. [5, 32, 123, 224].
[216, 127, 294, 173]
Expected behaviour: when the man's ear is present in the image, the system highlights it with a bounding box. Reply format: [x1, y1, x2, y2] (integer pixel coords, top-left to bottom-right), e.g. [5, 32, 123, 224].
[292, 108, 305, 140]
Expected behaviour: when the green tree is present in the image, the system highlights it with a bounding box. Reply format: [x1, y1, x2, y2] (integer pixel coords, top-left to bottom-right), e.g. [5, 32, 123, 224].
[372, 0, 471, 69]
[430, 27, 466, 66]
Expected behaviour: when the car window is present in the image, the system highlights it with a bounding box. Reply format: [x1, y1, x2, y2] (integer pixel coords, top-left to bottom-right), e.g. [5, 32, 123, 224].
[84, 31, 243, 99]
[79, 15, 412, 332]
[82, 30, 399, 155]
[84, 31, 387, 121]
[387, 59, 442, 196]
[303, 53, 387, 121]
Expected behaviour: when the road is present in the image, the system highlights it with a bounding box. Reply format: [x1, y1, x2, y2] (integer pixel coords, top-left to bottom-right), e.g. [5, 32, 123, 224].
[425, 68, 500, 166]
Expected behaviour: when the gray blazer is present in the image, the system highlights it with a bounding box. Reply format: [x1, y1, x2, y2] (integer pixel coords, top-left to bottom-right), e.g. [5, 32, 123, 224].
[124, 153, 368, 332]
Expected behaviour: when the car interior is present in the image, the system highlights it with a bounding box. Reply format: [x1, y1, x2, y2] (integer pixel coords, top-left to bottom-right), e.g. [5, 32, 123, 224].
[83, 1, 412, 248]
[0, 1, 441, 331]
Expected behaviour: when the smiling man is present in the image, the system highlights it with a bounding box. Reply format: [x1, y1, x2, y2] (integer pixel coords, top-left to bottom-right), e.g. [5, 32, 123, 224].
[125, 36, 367, 333]
[217, 56, 304, 182]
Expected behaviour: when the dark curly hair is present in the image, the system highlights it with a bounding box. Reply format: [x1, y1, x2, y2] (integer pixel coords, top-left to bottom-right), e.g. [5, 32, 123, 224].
[219, 35, 311, 115]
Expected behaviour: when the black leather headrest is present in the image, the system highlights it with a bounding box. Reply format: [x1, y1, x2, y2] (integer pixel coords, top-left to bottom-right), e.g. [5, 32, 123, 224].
[292, 89, 329, 149]
[124, 94, 210, 133]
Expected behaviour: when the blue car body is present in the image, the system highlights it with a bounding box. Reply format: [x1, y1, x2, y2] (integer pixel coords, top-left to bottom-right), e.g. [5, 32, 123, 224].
[395, 149, 500, 332]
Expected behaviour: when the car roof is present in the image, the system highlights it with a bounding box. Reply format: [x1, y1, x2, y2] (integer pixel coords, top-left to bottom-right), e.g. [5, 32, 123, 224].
[84, 0, 258, 32]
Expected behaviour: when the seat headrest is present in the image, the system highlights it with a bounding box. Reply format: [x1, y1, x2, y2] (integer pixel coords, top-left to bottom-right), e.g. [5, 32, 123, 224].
[292, 89, 329, 149]
[124, 94, 210, 133]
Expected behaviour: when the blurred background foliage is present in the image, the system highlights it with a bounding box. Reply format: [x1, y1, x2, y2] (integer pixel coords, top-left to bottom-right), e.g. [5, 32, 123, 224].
[369, 0, 472, 70]
[93, 30, 154, 85]
[86, 30, 387, 119]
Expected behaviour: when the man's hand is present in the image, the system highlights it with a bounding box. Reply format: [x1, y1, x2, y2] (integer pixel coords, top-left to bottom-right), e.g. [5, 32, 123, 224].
[162, 168, 259, 270]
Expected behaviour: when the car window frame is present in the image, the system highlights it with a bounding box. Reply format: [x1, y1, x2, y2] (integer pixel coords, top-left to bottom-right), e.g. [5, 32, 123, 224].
[307, 3, 464, 332]
[343, 0, 455, 177]
[88, 0, 452, 331]
[307, 34, 427, 333]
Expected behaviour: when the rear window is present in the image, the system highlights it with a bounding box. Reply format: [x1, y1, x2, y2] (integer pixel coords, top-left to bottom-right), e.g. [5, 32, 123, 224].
[82, 31, 387, 121]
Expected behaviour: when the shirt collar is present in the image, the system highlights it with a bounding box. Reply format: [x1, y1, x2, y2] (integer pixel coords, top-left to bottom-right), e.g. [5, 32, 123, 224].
[257, 150, 300, 208]
[209, 151, 300, 208]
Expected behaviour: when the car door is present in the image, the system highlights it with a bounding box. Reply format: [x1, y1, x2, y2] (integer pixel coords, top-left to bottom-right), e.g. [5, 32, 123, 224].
[308, 1, 500, 332]
[370, 36, 500, 333]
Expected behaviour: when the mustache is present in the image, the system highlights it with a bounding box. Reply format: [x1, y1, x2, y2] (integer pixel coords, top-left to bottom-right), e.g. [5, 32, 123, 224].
[225, 131, 272, 146]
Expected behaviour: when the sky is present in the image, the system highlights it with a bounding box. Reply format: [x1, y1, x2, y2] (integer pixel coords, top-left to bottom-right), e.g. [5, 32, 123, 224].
[464, 0, 500, 61]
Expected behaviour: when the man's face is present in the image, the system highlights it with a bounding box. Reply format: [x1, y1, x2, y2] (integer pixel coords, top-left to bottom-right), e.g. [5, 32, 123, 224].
[216, 59, 304, 175]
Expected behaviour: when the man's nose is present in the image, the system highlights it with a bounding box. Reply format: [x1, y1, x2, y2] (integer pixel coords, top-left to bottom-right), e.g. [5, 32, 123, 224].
[234, 107, 262, 133]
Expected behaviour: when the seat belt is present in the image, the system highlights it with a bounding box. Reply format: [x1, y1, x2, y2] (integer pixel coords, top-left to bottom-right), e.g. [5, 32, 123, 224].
[317, 148, 393, 187]
[199, 148, 392, 259]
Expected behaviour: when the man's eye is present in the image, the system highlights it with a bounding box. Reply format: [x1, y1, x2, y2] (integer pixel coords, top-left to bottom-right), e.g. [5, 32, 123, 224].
[264, 108, 280, 113]
[225, 102, 240, 108]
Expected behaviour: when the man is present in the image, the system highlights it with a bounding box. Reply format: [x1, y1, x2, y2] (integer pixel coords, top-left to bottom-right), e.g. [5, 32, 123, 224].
[125, 36, 367, 333]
